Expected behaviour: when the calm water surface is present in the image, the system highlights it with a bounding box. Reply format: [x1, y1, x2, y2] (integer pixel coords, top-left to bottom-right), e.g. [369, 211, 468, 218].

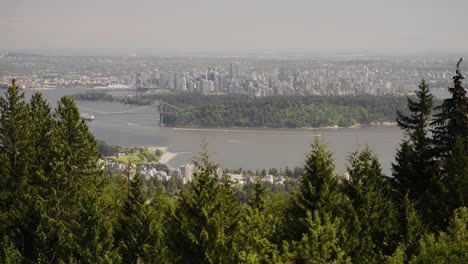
[18, 88, 402, 174]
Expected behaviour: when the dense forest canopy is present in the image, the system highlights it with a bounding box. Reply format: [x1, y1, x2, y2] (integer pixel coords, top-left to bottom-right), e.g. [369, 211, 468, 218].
[72, 92, 418, 128]
[1, 60, 467, 263]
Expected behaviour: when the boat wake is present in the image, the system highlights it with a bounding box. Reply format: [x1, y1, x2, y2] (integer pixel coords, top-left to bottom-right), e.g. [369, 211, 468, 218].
[227, 140, 249, 144]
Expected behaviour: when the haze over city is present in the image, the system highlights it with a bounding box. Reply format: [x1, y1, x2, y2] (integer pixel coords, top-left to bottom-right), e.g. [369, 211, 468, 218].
[2, 0, 468, 54]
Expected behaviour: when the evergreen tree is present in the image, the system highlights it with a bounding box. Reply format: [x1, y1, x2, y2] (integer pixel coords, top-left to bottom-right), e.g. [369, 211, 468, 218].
[115, 174, 165, 263]
[286, 139, 342, 241]
[167, 146, 239, 263]
[294, 211, 351, 264]
[411, 207, 468, 263]
[0, 79, 35, 260]
[393, 79, 434, 202]
[248, 180, 266, 211]
[37, 96, 113, 262]
[430, 58, 468, 227]
[431, 58, 468, 160]
[344, 147, 400, 263]
[392, 140, 415, 198]
[232, 180, 281, 263]
[387, 194, 426, 263]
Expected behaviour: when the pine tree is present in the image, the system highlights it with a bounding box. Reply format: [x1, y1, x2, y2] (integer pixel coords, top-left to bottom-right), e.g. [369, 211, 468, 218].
[248, 180, 266, 211]
[294, 211, 351, 264]
[344, 147, 400, 263]
[430, 58, 468, 227]
[431, 58, 468, 160]
[232, 180, 281, 263]
[36, 96, 113, 262]
[387, 194, 426, 263]
[286, 139, 342, 241]
[392, 140, 415, 198]
[411, 207, 468, 263]
[0, 79, 34, 260]
[393, 79, 434, 202]
[115, 174, 165, 263]
[167, 146, 239, 263]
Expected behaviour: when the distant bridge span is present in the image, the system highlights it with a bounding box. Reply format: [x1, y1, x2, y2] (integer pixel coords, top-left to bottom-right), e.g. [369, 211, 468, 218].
[77, 100, 184, 125]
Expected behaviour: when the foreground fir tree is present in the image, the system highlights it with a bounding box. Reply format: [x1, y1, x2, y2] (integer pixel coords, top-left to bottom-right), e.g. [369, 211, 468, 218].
[0, 80, 37, 261]
[232, 180, 281, 263]
[387, 194, 426, 263]
[286, 139, 343, 241]
[114, 174, 165, 263]
[167, 146, 239, 263]
[37, 96, 113, 263]
[430, 58, 468, 227]
[293, 210, 351, 264]
[344, 147, 400, 263]
[431, 58, 468, 160]
[411, 207, 468, 263]
[393, 79, 434, 202]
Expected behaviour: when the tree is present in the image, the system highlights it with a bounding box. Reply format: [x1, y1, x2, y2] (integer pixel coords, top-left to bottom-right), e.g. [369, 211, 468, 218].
[387, 194, 426, 263]
[36, 96, 113, 263]
[114, 174, 165, 263]
[294, 211, 351, 264]
[167, 146, 239, 263]
[286, 139, 343, 241]
[393, 79, 434, 202]
[344, 147, 400, 263]
[430, 58, 468, 227]
[0, 79, 35, 260]
[431, 58, 468, 160]
[411, 207, 468, 263]
[231, 179, 281, 263]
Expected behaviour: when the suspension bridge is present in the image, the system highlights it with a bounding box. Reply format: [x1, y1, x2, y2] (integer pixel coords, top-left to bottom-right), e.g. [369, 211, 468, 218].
[77, 99, 184, 126]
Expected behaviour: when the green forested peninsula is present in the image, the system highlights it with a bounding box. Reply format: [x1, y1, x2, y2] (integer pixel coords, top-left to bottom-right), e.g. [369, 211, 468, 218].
[72, 92, 412, 128]
[1, 60, 467, 263]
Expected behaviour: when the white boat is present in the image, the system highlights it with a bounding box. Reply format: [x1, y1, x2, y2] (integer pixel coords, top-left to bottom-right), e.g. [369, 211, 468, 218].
[80, 113, 95, 121]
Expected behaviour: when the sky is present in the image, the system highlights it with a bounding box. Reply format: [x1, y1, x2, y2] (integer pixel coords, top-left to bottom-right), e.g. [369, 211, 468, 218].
[2, 0, 468, 54]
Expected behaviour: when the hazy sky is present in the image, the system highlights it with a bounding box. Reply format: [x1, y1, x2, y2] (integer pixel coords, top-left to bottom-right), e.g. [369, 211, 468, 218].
[2, 0, 468, 53]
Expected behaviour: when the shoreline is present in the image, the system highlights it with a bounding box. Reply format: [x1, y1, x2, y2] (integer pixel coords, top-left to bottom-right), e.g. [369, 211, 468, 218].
[147, 146, 192, 165]
[172, 122, 398, 132]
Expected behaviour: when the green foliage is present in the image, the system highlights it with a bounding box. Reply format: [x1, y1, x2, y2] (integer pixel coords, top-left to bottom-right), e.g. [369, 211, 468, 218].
[431, 58, 468, 160]
[97, 140, 121, 156]
[294, 211, 351, 264]
[344, 147, 400, 263]
[0, 235, 23, 264]
[286, 139, 343, 241]
[115, 174, 166, 263]
[411, 207, 468, 263]
[73, 91, 409, 128]
[394, 79, 435, 202]
[167, 146, 240, 263]
[233, 207, 281, 263]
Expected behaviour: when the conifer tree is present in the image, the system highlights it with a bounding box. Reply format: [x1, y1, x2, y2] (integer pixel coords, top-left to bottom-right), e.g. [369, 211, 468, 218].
[294, 210, 351, 264]
[344, 147, 400, 263]
[36, 96, 113, 262]
[393, 79, 434, 202]
[387, 194, 426, 263]
[411, 207, 468, 263]
[115, 174, 165, 263]
[232, 180, 281, 263]
[286, 139, 342, 241]
[392, 140, 415, 198]
[430, 58, 468, 227]
[167, 146, 239, 263]
[0, 79, 35, 260]
[431, 58, 468, 159]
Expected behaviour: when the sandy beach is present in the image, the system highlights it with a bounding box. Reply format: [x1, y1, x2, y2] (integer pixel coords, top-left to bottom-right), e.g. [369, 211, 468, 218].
[159, 151, 179, 164]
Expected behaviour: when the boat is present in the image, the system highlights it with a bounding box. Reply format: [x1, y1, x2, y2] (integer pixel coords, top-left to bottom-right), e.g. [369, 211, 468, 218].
[80, 113, 95, 121]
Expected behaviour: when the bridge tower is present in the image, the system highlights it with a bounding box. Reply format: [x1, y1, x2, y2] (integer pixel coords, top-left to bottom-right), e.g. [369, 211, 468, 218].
[159, 99, 164, 126]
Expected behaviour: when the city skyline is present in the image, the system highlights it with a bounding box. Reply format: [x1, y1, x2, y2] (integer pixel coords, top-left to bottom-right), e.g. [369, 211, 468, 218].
[2, 0, 468, 54]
